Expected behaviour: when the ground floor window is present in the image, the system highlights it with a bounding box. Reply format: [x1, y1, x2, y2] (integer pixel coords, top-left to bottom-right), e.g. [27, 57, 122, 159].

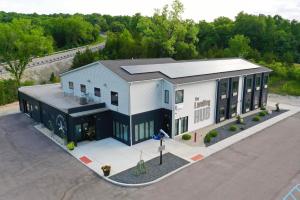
[219, 106, 226, 121]
[134, 120, 154, 142]
[113, 120, 128, 142]
[230, 104, 237, 117]
[175, 116, 188, 135]
[245, 98, 251, 112]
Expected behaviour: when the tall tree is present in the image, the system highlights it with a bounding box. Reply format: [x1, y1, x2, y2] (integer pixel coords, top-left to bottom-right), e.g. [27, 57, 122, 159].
[0, 19, 53, 85]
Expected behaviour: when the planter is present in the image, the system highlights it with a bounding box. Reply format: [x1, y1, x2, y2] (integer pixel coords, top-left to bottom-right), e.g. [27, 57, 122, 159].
[101, 165, 111, 177]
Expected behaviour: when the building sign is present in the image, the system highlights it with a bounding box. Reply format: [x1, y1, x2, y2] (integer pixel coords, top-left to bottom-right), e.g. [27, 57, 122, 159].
[194, 99, 210, 124]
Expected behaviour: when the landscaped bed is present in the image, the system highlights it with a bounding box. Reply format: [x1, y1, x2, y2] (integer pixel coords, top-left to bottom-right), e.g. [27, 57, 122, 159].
[109, 153, 189, 184]
[205, 108, 288, 147]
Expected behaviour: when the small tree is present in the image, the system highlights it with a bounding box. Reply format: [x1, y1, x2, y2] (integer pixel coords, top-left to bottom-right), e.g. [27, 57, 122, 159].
[0, 19, 53, 86]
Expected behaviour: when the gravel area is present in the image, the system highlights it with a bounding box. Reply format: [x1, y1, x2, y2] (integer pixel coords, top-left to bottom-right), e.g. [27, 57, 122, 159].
[206, 108, 288, 146]
[109, 153, 189, 184]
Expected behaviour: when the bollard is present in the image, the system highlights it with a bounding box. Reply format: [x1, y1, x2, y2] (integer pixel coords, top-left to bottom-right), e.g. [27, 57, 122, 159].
[194, 132, 197, 143]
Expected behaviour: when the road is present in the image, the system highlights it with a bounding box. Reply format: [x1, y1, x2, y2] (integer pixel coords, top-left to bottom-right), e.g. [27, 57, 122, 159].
[0, 42, 105, 75]
[0, 112, 299, 200]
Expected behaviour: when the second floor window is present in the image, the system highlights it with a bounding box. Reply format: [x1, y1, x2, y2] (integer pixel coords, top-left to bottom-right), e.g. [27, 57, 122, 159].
[256, 77, 261, 87]
[111, 91, 118, 106]
[164, 90, 169, 104]
[94, 87, 101, 97]
[247, 78, 252, 90]
[175, 90, 184, 104]
[80, 84, 86, 93]
[69, 82, 74, 89]
[232, 80, 238, 94]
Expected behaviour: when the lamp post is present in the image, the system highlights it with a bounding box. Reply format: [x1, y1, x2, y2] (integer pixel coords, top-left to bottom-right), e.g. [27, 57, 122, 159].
[156, 129, 169, 165]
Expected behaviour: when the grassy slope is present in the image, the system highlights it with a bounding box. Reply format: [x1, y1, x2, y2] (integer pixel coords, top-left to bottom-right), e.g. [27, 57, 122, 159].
[268, 63, 300, 96]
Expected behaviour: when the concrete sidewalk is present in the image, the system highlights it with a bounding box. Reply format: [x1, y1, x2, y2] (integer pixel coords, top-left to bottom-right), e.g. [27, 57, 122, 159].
[34, 101, 300, 186]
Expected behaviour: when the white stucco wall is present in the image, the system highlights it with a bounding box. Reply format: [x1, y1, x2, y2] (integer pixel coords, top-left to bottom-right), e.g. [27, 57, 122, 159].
[174, 80, 217, 133]
[61, 62, 130, 115]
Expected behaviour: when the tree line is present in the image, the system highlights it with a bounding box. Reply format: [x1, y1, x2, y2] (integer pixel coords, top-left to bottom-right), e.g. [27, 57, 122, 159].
[0, 0, 300, 98]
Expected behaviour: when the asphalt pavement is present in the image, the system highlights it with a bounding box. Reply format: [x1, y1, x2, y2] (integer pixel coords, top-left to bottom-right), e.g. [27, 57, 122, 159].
[0, 112, 299, 200]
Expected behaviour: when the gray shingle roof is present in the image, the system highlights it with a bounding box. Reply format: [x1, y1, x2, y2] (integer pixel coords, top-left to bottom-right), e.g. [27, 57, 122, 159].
[99, 58, 272, 84]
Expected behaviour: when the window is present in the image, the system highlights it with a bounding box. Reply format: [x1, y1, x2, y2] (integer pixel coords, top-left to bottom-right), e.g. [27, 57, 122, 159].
[232, 80, 239, 94]
[112, 120, 128, 142]
[94, 87, 101, 97]
[175, 90, 184, 104]
[69, 82, 74, 89]
[256, 77, 261, 87]
[175, 119, 179, 136]
[231, 104, 237, 116]
[220, 107, 225, 119]
[134, 120, 155, 143]
[181, 116, 188, 133]
[220, 81, 228, 96]
[164, 90, 169, 104]
[111, 91, 118, 106]
[247, 78, 252, 89]
[80, 84, 86, 93]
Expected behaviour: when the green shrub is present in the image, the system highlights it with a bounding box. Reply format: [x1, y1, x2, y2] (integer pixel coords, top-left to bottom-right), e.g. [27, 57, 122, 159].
[258, 111, 266, 117]
[204, 134, 211, 143]
[67, 141, 75, 150]
[236, 115, 244, 124]
[209, 130, 218, 137]
[182, 134, 191, 140]
[229, 125, 238, 131]
[260, 107, 266, 111]
[252, 116, 261, 122]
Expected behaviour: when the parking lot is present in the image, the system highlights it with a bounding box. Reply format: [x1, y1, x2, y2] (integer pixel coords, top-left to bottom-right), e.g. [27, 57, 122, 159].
[0, 112, 300, 200]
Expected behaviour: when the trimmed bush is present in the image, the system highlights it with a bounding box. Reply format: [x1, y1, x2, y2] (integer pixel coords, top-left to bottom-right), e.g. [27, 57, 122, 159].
[67, 141, 75, 151]
[258, 111, 266, 117]
[260, 106, 266, 111]
[252, 116, 261, 122]
[204, 134, 211, 143]
[182, 134, 192, 140]
[209, 130, 218, 137]
[236, 115, 244, 124]
[229, 125, 238, 132]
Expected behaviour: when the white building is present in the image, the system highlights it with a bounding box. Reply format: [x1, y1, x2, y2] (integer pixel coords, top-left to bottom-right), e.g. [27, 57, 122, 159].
[18, 58, 271, 146]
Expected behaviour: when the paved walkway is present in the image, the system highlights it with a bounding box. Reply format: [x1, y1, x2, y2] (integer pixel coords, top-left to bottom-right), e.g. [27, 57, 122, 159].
[1, 112, 300, 199]
[34, 101, 300, 186]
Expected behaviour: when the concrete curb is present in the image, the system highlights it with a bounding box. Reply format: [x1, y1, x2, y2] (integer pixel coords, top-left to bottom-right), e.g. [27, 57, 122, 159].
[34, 104, 299, 188]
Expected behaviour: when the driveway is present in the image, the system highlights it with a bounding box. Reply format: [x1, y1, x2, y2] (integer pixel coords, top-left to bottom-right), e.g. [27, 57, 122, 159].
[0, 112, 300, 200]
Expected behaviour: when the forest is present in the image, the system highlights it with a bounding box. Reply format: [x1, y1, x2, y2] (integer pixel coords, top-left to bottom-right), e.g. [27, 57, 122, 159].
[0, 0, 300, 105]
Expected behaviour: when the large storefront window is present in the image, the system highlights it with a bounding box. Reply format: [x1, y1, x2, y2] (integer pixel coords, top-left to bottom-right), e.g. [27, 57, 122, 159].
[113, 120, 128, 142]
[175, 116, 188, 135]
[134, 120, 154, 142]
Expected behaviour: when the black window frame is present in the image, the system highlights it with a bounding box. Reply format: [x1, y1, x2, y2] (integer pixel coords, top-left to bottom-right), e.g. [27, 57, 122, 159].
[94, 87, 101, 97]
[80, 84, 86, 93]
[164, 90, 169, 104]
[175, 90, 184, 104]
[111, 91, 118, 106]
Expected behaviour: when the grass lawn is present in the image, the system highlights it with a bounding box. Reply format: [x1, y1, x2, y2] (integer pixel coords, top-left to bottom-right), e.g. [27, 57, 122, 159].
[269, 76, 300, 96]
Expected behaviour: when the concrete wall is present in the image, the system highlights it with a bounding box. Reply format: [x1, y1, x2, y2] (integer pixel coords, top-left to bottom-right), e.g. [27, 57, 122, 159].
[61, 63, 130, 115]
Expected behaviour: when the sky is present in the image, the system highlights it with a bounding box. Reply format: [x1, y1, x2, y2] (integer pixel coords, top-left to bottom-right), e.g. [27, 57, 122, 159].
[1, 0, 300, 22]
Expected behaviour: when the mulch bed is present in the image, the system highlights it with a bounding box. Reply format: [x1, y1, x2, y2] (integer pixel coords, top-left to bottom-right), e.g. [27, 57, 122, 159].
[109, 153, 189, 184]
[205, 109, 288, 147]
